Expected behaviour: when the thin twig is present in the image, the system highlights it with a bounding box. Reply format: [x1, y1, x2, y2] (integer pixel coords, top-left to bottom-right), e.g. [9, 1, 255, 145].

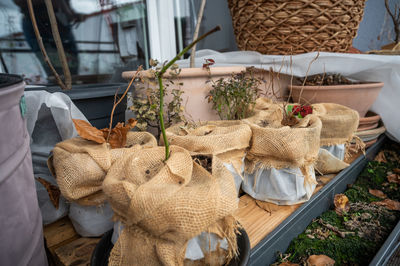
[158, 26, 221, 161]
[27, 0, 67, 90]
[44, 0, 72, 89]
[107, 66, 143, 142]
[298, 52, 320, 104]
[385, 0, 400, 43]
[189, 0, 207, 68]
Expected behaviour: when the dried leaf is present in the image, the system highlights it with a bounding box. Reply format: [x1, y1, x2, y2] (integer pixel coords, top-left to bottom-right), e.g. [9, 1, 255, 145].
[334, 194, 350, 215]
[374, 151, 387, 163]
[369, 189, 387, 199]
[36, 177, 60, 209]
[306, 255, 335, 266]
[279, 262, 299, 266]
[387, 173, 400, 184]
[372, 199, 400, 211]
[394, 168, 400, 174]
[73, 119, 106, 144]
[101, 118, 137, 149]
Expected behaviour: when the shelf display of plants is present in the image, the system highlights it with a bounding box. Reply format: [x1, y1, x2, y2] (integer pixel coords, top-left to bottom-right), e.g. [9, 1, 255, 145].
[274, 140, 400, 265]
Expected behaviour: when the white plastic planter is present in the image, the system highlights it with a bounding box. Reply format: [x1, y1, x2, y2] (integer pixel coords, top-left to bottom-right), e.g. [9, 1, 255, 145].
[242, 166, 316, 205]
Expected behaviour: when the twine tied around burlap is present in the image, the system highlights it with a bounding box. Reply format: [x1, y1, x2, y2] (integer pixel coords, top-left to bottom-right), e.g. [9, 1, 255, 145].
[102, 145, 240, 266]
[50, 132, 157, 205]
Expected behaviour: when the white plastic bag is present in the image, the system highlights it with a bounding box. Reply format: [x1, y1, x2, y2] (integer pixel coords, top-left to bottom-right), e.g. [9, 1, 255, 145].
[25, 91, 88, 224]
[69, 202, 114, 237]
[242, 166, 316, 205]
[321, 144, 345, 161]
[111, 222, 228, 260]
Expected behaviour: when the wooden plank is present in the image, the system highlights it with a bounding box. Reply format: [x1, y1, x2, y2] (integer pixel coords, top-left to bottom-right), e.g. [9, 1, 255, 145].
[43, 217, 78, 248]
[236, 184, 325, 248]
[54, 237, 100, 266]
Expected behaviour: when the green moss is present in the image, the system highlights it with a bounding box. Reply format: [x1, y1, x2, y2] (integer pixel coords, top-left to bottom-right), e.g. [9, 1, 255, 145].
[344, 186, 380, 203]
[287, 231, 376, 265]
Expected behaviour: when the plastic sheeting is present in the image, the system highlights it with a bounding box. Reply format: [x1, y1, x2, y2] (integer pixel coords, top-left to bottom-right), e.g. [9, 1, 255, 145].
[25, 91, 88, 224]
[177, 50, 400, 142]
[321, 144, 346, 161]
[69, 202, 114, 237]
[242, 166, 316, 205]
[111, 221, 228, 261]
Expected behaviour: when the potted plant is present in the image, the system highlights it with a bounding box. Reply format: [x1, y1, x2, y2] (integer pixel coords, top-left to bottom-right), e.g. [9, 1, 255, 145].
[241, 98, 322, 205]
[49, 74, 158, 237]
[97, 26, 250, 265]
[289, 73, 384, 118]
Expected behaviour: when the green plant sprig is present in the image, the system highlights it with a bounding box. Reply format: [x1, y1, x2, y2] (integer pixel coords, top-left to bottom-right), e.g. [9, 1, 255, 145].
[157, 26, 221, 161]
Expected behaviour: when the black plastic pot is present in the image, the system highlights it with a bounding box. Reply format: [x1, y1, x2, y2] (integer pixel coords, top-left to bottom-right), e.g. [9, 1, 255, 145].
[91, 228, 250, 266]
[25, 83, 128, 129]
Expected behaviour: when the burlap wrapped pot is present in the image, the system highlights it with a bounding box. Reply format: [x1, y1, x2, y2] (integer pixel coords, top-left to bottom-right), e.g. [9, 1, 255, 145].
[163, 121, 252, 193]
[102, 145, 239, 266]
[312, 103, 360, 174]
[242, 110, 322, 204]
[51, 131, 157, 203]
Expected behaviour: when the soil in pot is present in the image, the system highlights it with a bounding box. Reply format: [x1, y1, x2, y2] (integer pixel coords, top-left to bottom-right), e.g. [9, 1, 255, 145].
[274, 140, 400, 265]
[192, 155, 213, 174]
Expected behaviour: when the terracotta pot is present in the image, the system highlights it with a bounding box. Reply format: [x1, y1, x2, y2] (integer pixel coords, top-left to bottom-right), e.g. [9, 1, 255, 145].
[289, 82, 384, 117]
[358, 111, 380, 131]
[123, 67, 289, 121]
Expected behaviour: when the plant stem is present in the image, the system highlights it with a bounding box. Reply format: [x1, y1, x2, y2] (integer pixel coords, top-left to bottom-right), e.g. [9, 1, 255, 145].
[189, 0, 207, 68]
[157, 26, 221, 161]
[44, 0, 72, 89]
[27, 0, 67, 90]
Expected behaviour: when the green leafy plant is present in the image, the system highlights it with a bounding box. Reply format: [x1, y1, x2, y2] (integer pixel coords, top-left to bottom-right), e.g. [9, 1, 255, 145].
[129, 63, 185, 140]
[207, 70, 260, 120]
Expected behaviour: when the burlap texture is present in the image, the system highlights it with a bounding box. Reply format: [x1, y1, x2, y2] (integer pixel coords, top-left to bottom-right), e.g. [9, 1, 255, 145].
[243, 111, 322, 171]
[164, 121, 252, 172]
[102, 145, 239, 266]
[315, 149, 349, 175]
[312, 103, 359, 146]
[51, 132, 157, 204]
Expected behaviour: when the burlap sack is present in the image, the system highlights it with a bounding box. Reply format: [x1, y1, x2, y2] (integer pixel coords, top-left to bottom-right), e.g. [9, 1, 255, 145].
[102, 145, 239, 266]
[51, 132, 157, 204]
[312, 103, 359, 146]
[243, 112, 322, 171]
[314, 149, 349, 175]
[164, 121, 252, 192]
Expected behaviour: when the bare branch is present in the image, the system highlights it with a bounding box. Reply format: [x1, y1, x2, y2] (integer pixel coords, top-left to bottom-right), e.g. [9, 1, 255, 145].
[27, 0, 67, 90]
[44, 0, 72, 89]
[189, 0, 207, 68]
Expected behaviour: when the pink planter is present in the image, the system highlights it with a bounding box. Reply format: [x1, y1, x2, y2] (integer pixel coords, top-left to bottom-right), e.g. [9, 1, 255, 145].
[290, 82, 384, 117]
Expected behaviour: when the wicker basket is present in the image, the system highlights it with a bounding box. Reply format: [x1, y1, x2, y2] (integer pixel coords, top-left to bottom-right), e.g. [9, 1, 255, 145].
[228, 0, 366, 55]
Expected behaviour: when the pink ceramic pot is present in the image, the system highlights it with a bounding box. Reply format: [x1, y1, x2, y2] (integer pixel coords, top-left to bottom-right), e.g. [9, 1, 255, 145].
[123, 67, 290, 121]
[289, 82, 384, 117]
[358, 111, 380, 131]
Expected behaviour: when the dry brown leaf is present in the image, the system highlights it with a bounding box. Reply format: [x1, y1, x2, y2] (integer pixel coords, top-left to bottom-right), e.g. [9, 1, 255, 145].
[73, 119, 106, 144]
[36, 177, 60, 209]
[101, 118, 138, 149]
[306, 255, 335, 266]
[334, 194, 350, 215]
[368, 189, 387, 199]
[374, 151, 387, 163]
[387, 173, 400, 184]
[372, 199, 400, 211]
[394, 168, 400, 174]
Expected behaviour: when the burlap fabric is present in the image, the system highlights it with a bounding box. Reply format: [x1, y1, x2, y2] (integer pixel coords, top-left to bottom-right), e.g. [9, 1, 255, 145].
[102, 145, 239, 266]
[51, 132, 157, 204]
[312, 103, 359, 146]
[243, 111, 322, 172]
[164, 121, 252, 186]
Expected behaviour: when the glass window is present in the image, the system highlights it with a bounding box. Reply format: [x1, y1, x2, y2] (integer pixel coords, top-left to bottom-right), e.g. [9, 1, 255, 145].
[0, 0, 149, 84]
